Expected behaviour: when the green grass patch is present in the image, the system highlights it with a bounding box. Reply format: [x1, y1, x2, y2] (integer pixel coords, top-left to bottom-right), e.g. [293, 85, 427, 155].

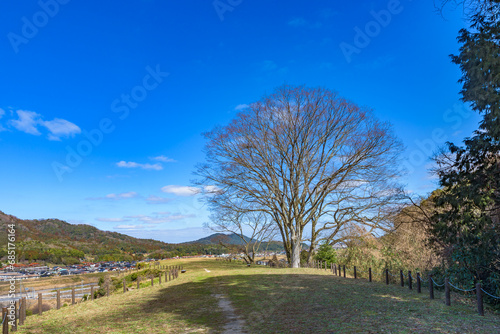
[16, 259, 500, 333]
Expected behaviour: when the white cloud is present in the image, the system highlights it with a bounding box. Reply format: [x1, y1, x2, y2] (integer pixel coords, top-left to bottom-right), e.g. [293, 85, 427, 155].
[96, 218, 129, 222]
[10, 110, 41, 135]
[0, 108, 5, 118]
[150, 155, 176, 162]
[6, 109, 80, 140]
[106, 192, 138, 199]
[234, 104, 249, 111]
[153, 211, 170, 215]
[124, 213, 195, 224]
[114, 225, 145, 230]
[41, 118, 81, 141]
[146, 195, 173, 204]
[116, 161, 163, 170]
[161, 185, 200, 196]
[203, 185, 222, 194]
[87, 191, 138, 200]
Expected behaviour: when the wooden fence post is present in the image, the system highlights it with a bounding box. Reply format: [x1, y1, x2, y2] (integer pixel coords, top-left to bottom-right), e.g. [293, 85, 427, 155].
[38, 293, 42, 316]
[18, 299, 24, 327]
[72, 288, 75, 305]
[90, 286, 94, 300]
[385, 269, 389, 285]
[476, 283, 484, 316]
[57, 290, 61, 309]
[354, 266, 357, 279]
[165, 271, 168, 282]
[2, 307, 8, 334]
[417, 273, 421, 293]
[123, 279, 127, 293]
[151, 276, 154, 287]
[369, 268, 372, 282]
[137, 277, 140, 289]
[169, 271, 171, 281]
[343, 265, 346, 278]
[408, 271, 412, 290]
[429, 275, 434, 299]
[400, 270, 404, 287]
[445, 278, 450, 306]
[159, 273, 162, 284]
[22, 298, 26, 325]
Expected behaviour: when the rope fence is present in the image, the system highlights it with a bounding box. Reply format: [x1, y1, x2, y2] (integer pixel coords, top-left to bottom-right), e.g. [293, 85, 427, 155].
[268, 259, 500, 317]
[221, 257, 499, 316]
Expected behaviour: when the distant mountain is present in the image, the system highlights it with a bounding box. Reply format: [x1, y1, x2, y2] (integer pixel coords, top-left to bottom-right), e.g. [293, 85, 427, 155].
[0, 210, 169, 251]
[187, 233, 257, 245]
[0, 211, 227, 263]
[186, 233, 286, 251]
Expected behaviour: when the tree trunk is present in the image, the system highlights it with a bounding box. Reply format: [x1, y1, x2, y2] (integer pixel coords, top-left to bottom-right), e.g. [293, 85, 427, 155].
[291, 236, 301, 268]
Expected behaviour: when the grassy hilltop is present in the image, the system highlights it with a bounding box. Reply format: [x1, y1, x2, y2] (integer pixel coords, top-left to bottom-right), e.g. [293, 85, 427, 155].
[15, 258, 500, 334]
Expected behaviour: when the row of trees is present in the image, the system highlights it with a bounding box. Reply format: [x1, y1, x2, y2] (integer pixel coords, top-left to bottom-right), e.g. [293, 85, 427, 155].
[197, 0, 500, 300]
[429, 0, 499, 295]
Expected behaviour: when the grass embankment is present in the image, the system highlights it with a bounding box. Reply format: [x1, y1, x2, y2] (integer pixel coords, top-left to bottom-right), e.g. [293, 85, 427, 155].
[16, 258, 500, 333]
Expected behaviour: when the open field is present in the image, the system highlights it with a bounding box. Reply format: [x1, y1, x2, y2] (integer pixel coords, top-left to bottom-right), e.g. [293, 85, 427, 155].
[0, 270, 134, 295]
[15, 258, 500, 333]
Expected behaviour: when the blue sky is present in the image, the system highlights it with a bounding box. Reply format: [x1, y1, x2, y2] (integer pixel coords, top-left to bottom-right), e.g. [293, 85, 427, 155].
[0, 0, 481, 242]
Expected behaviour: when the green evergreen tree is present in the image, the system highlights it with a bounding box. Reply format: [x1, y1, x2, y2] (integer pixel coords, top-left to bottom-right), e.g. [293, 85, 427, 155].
[431, 1, 500, 299]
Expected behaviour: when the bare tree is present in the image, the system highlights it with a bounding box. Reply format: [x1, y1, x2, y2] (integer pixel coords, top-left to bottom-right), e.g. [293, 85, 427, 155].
[205, 199, 278, 264]
[196, 85, 403, 268]
[435, 0, 498, 18]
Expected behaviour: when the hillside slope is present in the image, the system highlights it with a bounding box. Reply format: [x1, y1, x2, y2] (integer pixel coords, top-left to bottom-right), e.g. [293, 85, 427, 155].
[0, 211, 225, 262]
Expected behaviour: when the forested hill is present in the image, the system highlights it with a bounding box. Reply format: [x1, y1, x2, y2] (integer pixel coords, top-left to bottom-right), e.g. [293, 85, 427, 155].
[186, 232, 289, 252]
[188, 233, 257, 245]
[0, 211, 226, 263]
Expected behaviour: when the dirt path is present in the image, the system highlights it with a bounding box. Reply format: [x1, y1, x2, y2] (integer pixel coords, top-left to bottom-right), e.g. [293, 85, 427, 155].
[212, 293, 247, 334]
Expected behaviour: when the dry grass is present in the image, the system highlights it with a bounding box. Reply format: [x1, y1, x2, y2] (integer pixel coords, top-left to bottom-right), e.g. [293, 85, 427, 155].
[15, 258, 500, 334]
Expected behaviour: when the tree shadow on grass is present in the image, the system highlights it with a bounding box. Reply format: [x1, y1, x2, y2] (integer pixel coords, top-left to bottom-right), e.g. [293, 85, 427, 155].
[19, 270, 500, 334]
[132, 271, 500, 333]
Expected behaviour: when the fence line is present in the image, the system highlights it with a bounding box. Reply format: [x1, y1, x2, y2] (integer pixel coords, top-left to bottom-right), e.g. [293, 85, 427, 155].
[218, 256, 500, 314]
[299, 262, 499, 316]
[1, 265, 182, 333]
[231, 258, 499, 316]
